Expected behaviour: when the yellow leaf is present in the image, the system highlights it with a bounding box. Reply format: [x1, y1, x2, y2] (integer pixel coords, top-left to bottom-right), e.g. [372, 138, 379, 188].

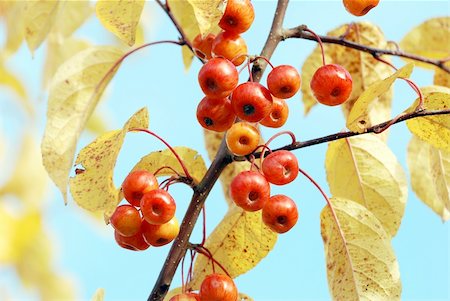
[91, 288, 105, 301]
[434, 62, 450, 88]
[0, 61, 31, 114]
[167, 0, 200, 41]
[182, 45, 194, 72]
[24, 1, 60, 53]
[42, 46, 124, 202]
[0, 1, 25, 58]
[95, 0, 145, 46]
[132, 147, 207, 185]
[321, 198, 401, 301]
[400, 17, 450, 70]
[0, 134, 49, 207]
[188, 206, 277, 289]
[406, 86, 450, 152]
[0, 207, 16, 263]
[347, 63, 414, 132]
[43, 37, 91, 87]
[186, 0, 226, 36]
[86, 111, 110, 135]
[52, 0, 92, 37]
[407, 136, 450, 221]
[238, 293, 254, 301]
[203, 130, 251, 207]
[325, 134, 407, 236]
[69, 108, 149, 215]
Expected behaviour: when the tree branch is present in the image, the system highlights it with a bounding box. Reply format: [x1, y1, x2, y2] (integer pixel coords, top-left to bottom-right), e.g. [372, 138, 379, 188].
[148, 1, 290, 300]
[245, 108, 450, 160]
[283, 25, 450, 73]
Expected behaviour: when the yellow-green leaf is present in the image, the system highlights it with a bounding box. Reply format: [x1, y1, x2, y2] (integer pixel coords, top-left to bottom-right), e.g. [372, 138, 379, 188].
[52, 1, 92, 37]
[86, 111, 110, 136]
[434, 67, 450, 88]
[347, 63, 414, 132]
[186, 0, 226, 36]
[69, 108, 149, 215]
[407, 136, 450, 221]
[0, 61, 31, 114]
[325, 134, 407, 236]
[91, 288, 105, 301]
[24, 1, 60, 53]
[400, 17, 450, 70]
[43, 37, 91, 87]
[321, 198, 401, 301]
[95, 0, 145, 46]
[42, 46, 124, 203]
[188, 206, 277, 289]
[406, 86, 450, 152]
[132, 147, 207, 185]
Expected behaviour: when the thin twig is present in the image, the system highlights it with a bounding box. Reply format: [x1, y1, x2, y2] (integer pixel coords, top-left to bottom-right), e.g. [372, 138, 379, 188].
[283, 25, 450, 73]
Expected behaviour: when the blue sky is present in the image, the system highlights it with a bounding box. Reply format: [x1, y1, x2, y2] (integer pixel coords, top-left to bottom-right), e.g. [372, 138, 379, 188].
[1, 1, 449, 300]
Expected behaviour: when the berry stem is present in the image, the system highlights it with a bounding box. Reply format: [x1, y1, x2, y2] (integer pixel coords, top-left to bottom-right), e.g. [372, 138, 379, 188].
[131, 128, 193, 181]
[373, 55, 424, 111]
[303, 28, 326, 66]
[252, 56, 275, 69]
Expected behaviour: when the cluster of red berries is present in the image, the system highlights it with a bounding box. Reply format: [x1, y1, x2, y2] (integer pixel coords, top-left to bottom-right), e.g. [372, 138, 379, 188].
[193, 0, 301, 157]
[170, 273, 238, 301]
[110, 170, 180, 251]
[230, 150, 299, 234]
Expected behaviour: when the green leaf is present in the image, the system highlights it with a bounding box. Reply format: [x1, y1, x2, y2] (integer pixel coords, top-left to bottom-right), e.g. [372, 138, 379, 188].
[186, 0, 226, 36]
[95, 0, 145, 46]
[42, 46, 124, 203]
[346, 63, 414, 132]
[321, 198, 401, 301]
[91, 288, 105, 301]
[407, 136, 450, 221]
[131, 147, 207, 185]
[188, 206, 277, 290]
[69, 108, 149, 216]
[406, 86, 450, 152]
[325, 134, 407, 236]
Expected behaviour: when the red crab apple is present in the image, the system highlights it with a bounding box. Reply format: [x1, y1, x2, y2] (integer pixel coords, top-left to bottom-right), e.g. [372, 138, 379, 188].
[198, 57, 239, 98]
[121, 170, 159, 207]
[199, 274, 238, 301]
[140, 189, 176, 225]
[310, 64, 353, 106]
[230, 170, 270, 211]
[262, 150, 299, 185]
[262, 194, 298, 234]
[110, 204, 142, 237]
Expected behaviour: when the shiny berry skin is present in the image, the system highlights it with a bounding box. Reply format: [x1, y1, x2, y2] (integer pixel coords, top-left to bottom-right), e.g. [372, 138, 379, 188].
[225, 122, 260, 156]
[231, 82, 273, 123]
[343, 0, 380, 16]
[267, 65, 301, 99]
[260, 97, 289, 128]
[199, 274, 238, 301]
[196, 96, 236, 132]
[262, 150, 299, 185]
[169, 293, 200, 301]
[212, 31, 248, 66]
[141, 217, 179, 247]
[262, 194, 298, 234]
[219, 0, 255, 34]
[114, 229, 150, 251]
[198, 58, 239, 98]
[140, 189, 176, 225]
[122, 170, 159, 207]
[192, 33, 216, 59]
[110, 205, 142, 237]
[310, 64, 353, 106]
[230, 170, 270, 211]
